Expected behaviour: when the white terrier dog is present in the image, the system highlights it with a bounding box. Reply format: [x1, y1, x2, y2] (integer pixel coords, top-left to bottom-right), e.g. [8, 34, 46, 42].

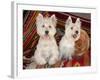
[32, 13, 59, 66]
[59, 16, 81, 60]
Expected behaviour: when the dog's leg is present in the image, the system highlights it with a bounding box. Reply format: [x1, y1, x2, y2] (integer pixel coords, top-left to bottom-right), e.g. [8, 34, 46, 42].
[69, 55, 72, 60]
[35, 57, 46, 69]
[49, 56, 58, 66]
[34, 54, 46, 65]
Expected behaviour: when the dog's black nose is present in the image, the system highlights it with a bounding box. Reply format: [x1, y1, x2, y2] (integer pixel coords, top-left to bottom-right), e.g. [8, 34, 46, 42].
[45, 31, 49, 35]
[75, 30, 78, 34]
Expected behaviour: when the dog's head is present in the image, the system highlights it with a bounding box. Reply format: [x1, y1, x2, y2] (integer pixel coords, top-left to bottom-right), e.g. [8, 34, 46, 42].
[36, 13, 57, 39]
[65, 16, 81, 41]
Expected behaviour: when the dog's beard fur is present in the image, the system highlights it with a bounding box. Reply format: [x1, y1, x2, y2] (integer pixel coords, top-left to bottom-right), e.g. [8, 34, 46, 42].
[33, 13, 59, 66]
[59, 16, 81, 60]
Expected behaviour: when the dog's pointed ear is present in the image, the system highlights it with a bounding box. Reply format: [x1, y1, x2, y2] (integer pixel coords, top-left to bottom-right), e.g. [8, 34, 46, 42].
[50, 14, 57, 27]
[75, 18, 81, 27]
[66, 16, 72, 26]
[36, 13, 43, 24]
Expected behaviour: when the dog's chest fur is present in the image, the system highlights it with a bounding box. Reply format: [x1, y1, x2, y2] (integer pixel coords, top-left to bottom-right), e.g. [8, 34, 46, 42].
[37, 37, 57, 58]
[38, 37, 56, 48]
[60, 36, 75, 56]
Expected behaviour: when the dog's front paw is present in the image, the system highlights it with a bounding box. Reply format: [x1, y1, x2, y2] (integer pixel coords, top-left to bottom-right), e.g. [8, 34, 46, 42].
[34, 57, 46, 65]
[49, 57, 58, 65]
[68, 56, 72, 60]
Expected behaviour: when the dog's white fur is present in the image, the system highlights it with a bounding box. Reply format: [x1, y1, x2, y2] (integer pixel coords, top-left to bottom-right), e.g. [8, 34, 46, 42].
[32, 13, 59, 65]
[59, 16, 81, 60]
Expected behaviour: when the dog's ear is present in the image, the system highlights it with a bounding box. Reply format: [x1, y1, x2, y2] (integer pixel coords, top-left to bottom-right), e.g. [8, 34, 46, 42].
[66, 16, 72, 26]
[74, 18, 81, 41]
[36, 13, 43, 25]
[75, 18, 81, 28]
[50, 14, 57, 27]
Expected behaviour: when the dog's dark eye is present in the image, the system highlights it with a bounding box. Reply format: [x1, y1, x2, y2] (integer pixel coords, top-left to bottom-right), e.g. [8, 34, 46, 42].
[42, 25, 45, 28]
[71, 27, 73, 30]
[49, 26, 51, 28]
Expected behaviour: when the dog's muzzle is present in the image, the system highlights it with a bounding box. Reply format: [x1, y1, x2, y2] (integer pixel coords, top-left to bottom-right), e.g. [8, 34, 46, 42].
[72, 31, 79, 39]
[72, 34, 77, 39]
